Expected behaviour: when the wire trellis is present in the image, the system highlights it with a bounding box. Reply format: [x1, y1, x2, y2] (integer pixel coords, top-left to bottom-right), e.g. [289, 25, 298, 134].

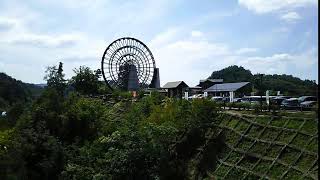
[209, 112, 318, 180]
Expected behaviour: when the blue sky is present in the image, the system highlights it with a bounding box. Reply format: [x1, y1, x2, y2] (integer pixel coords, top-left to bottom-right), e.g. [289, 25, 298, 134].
[0, 0, 318, 86]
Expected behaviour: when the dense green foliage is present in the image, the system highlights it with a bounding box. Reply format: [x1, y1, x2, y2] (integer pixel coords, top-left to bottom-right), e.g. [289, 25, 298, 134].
[1, 63, 317, 179]
[209, 65, 253, 83]
[261, 74, 317, 96]
[44, 62, 67, 96]
[0, 89, 225, 179]
[0, 62, 225, 179]
[209, 65, 318, 96]
[0, 73, 43, 109]
[69, 66, 101, 95]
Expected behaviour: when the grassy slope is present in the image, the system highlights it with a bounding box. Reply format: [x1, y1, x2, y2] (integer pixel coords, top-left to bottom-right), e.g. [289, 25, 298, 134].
[210, 111, 318, 179]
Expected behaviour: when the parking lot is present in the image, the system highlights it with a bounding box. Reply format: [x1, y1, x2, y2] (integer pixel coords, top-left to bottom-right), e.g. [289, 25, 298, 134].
[186, 95, 318, 111]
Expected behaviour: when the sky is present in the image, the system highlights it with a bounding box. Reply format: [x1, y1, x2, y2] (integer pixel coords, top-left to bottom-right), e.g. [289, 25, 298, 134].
[0, 0, 318, 86]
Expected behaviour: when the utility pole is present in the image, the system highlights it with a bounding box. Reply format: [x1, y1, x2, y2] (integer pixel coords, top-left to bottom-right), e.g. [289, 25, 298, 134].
[259, 74, 263, 112]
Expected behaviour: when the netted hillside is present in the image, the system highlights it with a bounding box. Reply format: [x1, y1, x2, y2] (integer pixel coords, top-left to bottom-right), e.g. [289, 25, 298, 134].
[209, 112, 318, 179]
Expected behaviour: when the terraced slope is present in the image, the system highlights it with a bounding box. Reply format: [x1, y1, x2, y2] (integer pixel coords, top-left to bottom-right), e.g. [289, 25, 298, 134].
[210, 112, 318, 179]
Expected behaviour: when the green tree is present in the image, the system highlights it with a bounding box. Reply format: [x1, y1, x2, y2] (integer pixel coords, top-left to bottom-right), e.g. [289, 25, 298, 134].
[60, 97, 225, 179]
[16, 109, 64, 179]
[0, 73, 29, 106]
[6, 103, 24, 126]
[70, 66, 100, 95]
[44, 62, 67, 96]
[209, 65, 253, 83]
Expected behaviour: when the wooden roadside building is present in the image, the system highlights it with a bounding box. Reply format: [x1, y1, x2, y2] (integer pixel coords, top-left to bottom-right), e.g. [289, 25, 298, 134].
[204, 82, 251, 97]
[162, 81, 189, 98]
[198, 78, 223, 90]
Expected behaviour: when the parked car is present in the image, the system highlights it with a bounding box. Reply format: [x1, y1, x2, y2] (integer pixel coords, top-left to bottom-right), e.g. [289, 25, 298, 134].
[233, 98, 242, 102]
[241, 96, 266, 104]
[300, 101, 317, 110]
[195, 94, 203, 99]
[281, 98, 300, 110]
[211, 96, 224, 102]
[240, 97, 251, 103]
[188, 94, 203, 99]
[272, 96, 291, 105]
[298, 96, 317, 103]
[222, 97, 230, 102]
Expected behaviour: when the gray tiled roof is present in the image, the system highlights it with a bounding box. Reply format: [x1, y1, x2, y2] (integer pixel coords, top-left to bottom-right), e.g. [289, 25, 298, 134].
[205, 82, 250, 92]
[199, 79, 223, 83]
[162, 81, 188, 88]
[189, 86, 202, 89]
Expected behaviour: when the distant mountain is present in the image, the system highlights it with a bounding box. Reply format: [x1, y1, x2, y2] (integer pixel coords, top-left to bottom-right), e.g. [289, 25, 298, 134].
[209, 65, 253, 83]
[209, 65, 317, 96]
[34, 83, 47, 88]
[0, 72, 44, 108]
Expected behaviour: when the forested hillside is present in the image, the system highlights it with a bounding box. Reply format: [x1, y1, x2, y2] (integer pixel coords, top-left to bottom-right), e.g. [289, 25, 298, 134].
[0, 73, 43, 109]
[0, 63, 318, 179]
[209, 65, 318, 96]
[0, 63, 225, 179]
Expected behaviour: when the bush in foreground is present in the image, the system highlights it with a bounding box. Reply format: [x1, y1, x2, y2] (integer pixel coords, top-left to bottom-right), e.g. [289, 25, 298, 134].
[1, 90, 225, 179]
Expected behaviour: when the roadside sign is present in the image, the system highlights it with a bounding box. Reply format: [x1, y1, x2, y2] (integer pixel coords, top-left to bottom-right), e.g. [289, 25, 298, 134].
[266, 90, 270, 105]
[229, 91, 234, 102]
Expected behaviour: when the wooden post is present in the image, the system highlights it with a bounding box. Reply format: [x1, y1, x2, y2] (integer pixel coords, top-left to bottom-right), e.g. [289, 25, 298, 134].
[132, 91, 137, 98]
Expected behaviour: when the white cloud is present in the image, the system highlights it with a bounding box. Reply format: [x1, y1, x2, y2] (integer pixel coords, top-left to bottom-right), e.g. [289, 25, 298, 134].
[151, 37, 231, 85]
[9, 33, 84, 48]
[0, 15, 84, 48]
[150, 28, 181, 47]
[273, 27, 290, 33]
[0, 17, 19, 31]
[166, 41, 229, 57]
[235, 49, 318, 76]
[280, 11, 301, 23]
[150, 28, 318, 86]
[238, 0, 316, 23]
[0, 62, 46, 84]
[0, 1, 317, 84]
[235, 48, 258, 54]
[238, 0, 317, 14]
[191, 30, 203, 38]
[42, 0, 104, 9]
[0, 13, 104, 82]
